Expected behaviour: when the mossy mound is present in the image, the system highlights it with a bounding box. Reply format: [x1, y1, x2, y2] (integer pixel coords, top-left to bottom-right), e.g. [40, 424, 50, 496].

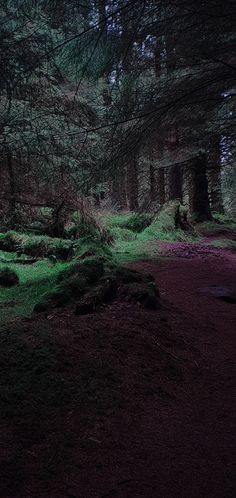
[114, 266, 159, 309]
[0, 268, 19, 287]
[121, 213, 153, 233]
[109, 227, 137, 241]
[58, 257, 105, 285]
[105, 212, 153, 233]
[0, 232, 74, 260]
[34, 257, 105, 312]
[75, 277, 117, 315]
[122, 281, 159, 309]
[139, 201, 196, 242]
[34, 258, 160, 314]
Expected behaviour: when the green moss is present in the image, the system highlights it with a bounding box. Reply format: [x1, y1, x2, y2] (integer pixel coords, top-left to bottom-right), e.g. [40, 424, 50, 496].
[0, 226, 114, 322]
[138, 202, 197, 242]
[121, 213, 153, 232]
[106, 205, 197, 264]
[35, 257, 105, 312]
[59, 257, 104, 284]
[0, 232, 74, 260]
[105, 212, 153, 233]
[74, 236, 113, 260]
[198, 213, 236, 233]
[105, 213, 133, 229]
[110, 227, 137, 241]
[0, 255, 69, 323]
[113, 240, 153, 264]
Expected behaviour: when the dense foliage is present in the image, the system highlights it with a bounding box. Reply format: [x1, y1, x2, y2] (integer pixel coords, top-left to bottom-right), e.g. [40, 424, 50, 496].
[0, 0, 236, 222]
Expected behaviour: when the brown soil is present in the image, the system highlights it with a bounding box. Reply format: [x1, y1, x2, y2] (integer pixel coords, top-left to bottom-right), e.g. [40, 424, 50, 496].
[0, 238, 236, 498]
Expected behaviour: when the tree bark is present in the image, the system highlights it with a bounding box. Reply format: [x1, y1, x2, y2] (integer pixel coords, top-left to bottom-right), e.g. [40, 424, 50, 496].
[112, 169, 127, 210]
[157, 167, 166, 207]
[149, 162, 157, 202]
[7, 152, 16, 220]
[127, 157, 139, 211]
[189, 153, 212, 222]
[168, 165, 183, 201]
[207, 139, 224, 213]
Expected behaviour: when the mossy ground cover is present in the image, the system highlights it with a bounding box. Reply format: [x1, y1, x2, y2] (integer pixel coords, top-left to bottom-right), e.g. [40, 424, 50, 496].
[0, 206, 235, 324]
[197, 213, 236, 234]
[0, 231, 74, 259]
[0, 256, 69, 323]
[107, 204, 199, 263]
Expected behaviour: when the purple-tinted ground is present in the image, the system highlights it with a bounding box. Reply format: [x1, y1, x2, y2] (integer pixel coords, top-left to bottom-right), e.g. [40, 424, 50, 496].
[0, 236, 236, 497]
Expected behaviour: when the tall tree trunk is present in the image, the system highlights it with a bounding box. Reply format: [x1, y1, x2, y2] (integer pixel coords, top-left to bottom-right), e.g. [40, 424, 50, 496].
[149, 161, 157, 202]
[168, 165, 183, 201]
[7, 152, 16, 221]
[127, 157, 139, 211]
[157, 167, 166, 207]
[112, 168, 127, 210]
[119, 170, 127, 210]
[207, 139, 224, 213]
[189, 153, 212, 222]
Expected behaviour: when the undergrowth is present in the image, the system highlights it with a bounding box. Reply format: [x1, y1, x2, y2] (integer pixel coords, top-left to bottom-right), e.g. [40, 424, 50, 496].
[106, 203, 197, 244]
[0, 257, 68, 323]
[198, 213, 236, 233]
[0, 232, 73, 260]
[1, 205, 234, 323]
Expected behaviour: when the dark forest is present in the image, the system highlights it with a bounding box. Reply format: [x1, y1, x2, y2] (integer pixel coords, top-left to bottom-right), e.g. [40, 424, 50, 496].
[0, 2, 236, 497]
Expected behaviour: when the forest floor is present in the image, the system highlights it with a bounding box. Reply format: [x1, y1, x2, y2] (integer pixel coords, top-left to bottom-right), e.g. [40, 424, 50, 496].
[0, 232, 236, 497]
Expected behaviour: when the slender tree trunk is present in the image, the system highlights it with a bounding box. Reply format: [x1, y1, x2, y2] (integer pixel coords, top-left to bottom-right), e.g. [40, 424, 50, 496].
[119, 173, 127, 210]
[168, 165, 183, 201]
[157, 167, 166, 207]
[149, 162, 157, 202]
[127, 157, 139, 211]
[112, 175, 121, 209]
[7, 152, 16, 220]
[112, 168, 127, 210]
[207, 139, 224, 213]
[189, 153, 212, 222]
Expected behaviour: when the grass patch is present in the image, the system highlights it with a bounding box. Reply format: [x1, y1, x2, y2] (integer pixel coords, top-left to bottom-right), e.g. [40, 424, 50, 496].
[0, 255, 69, 323]
[113, 239, 159, 264]
[0, 204, 202, 322]
[0, 226, 113, 322]
[105, 204, 198, 264]
[119, 213, 153, 232]
[109, 226, 137, 242]
[106, 204, 197, 245]
[198, 213, 236, 234]
[104, 212, 133, 229]
[138, 202, 197, 243]
[105, 212, 153, 233]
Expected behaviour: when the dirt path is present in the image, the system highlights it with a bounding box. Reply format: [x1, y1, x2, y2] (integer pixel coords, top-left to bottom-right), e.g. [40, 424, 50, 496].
[1, 239, 236, 498]
[132, 241, 236, 498]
